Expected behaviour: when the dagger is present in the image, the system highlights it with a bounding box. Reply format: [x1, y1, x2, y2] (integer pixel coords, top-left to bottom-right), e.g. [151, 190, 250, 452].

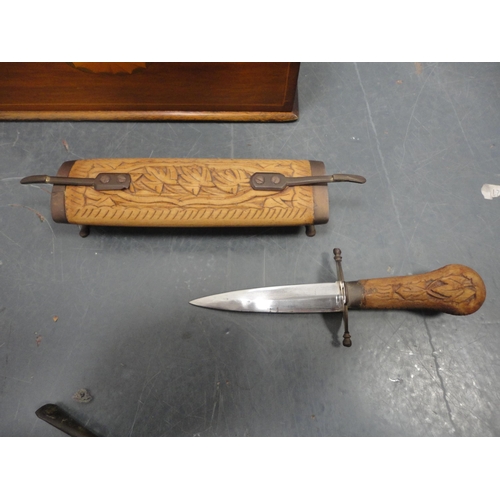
[190, 248, 486, 347]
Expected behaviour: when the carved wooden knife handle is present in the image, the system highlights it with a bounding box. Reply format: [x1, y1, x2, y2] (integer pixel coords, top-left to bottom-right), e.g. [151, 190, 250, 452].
[346, 264, 486, 315]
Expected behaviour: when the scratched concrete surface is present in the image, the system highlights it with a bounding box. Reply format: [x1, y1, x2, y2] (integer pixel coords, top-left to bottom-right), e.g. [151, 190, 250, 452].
[0, 62, 499, 436]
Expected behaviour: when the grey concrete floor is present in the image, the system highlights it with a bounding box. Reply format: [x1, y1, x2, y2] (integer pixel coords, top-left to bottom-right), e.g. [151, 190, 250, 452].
[0, 62, 499, 437]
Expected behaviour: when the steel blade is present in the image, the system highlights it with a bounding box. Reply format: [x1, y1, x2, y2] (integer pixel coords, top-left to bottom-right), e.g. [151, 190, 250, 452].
[190, 282, 344, 313]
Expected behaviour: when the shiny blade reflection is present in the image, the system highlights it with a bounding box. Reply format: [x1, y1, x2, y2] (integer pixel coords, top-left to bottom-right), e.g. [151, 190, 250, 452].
[190, 282, 344, 313]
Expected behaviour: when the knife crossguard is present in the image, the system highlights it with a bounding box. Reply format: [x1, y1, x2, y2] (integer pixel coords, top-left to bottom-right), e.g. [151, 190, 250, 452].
[333, 248, 351, 347]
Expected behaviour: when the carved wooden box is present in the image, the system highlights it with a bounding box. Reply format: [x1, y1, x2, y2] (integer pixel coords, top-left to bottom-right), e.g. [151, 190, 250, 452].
[48, 158, 329, 236]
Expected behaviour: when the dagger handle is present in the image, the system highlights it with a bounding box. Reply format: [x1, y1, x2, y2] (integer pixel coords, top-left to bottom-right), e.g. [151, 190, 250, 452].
[345, 264, 486, 315]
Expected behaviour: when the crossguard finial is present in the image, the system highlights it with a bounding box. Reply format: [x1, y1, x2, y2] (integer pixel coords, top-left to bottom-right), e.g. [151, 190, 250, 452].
[333, 248, 351, 347]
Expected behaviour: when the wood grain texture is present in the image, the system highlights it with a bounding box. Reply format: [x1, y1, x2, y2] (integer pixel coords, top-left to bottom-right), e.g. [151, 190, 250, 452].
[347, 264, 486, 315]
[56, 158, 326, 228]
[0, 108, 299, 122]
[0, 63, 300, 122]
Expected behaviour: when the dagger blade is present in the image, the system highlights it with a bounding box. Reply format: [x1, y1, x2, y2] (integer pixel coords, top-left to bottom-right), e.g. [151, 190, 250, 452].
[190, 282, 344, 313]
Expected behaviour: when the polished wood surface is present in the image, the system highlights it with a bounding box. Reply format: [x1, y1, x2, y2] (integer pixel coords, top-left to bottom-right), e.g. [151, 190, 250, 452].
[54, 158, 327, 228]
[348, 264, 486, 315]
[0, 63, 300, 121]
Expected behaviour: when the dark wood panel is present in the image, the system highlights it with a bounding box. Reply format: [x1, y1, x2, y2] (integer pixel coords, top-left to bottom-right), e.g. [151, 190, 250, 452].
[0, 63, 300, 121]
